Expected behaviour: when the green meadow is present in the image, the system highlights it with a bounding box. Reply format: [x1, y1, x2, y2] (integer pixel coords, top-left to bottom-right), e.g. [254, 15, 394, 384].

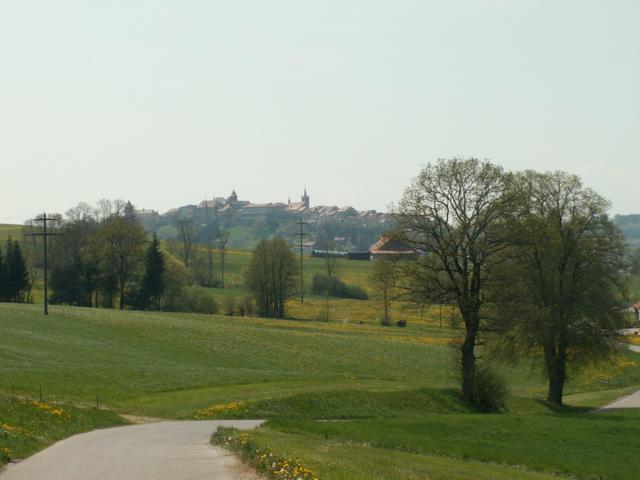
[1, 302, 640, 478]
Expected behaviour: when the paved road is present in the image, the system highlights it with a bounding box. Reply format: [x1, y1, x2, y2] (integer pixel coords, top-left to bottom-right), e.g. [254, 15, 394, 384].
[0, 420, 264, 480]
[600, 389, 640, 410]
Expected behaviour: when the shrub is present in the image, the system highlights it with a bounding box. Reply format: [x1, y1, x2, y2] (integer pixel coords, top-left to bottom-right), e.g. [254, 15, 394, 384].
[311, 274, 368, 300]
[242, 296, 255, 316]
[184, 287, 219, 314]
[164, 286, 218, 315]
[471, 366, 508, 412]
[224, 296, 235, 316]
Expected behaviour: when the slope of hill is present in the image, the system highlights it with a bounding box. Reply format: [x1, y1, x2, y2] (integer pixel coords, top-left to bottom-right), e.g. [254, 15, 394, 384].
[1, 304, 640, 479]
[615, 214, 640, 246]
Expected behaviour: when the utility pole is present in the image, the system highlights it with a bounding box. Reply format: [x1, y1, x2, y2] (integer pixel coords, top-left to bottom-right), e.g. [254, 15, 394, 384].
[26, 213, 61, 315]
[294, 219, 310, 303]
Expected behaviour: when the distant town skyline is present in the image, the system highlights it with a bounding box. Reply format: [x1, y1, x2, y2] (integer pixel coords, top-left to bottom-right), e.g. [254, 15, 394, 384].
[2, 1, 639, 222]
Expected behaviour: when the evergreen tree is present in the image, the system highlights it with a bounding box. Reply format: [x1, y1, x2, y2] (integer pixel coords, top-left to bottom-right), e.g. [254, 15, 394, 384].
[0, 246, 7, 301]
[140, 235, 165, 310]
[50, 263, 92, 306]
[5, 239, 29, 303]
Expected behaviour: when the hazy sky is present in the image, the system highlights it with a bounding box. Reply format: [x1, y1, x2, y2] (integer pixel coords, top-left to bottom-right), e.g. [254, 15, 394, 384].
[1, 0, 638, 222]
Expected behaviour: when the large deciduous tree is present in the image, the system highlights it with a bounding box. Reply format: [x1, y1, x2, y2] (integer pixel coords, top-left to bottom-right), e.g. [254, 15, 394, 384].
[491, 171, 627, 405]
[245, 237, 298, 318]
[393, 158, 513, 401]
[92, 216, 147, 310]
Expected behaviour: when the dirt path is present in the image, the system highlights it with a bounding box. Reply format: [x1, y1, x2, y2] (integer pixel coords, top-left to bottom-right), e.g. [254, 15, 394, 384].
[0, 420, 264, 480]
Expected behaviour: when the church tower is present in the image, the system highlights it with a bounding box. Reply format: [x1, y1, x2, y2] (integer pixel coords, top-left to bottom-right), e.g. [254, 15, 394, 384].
[301, 188, 310, 208]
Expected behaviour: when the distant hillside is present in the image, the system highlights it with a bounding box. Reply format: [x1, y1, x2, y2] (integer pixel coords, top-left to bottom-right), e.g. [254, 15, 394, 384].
[0, 224, 23, 244]
[614, 214, 640, 246]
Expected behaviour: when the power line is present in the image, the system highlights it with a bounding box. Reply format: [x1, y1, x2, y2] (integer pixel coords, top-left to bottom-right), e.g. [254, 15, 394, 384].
[294, 219, 310, 303]
[25, 214, 62, 316]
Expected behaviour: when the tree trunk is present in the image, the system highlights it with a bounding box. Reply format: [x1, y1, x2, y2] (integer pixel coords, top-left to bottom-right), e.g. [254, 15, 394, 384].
[461, 335, 476, 401]
[460, 306, 480, 402]
[119, 280, 125, 310]
[221, 253, 225, 288]
[546, 347, 567, 405]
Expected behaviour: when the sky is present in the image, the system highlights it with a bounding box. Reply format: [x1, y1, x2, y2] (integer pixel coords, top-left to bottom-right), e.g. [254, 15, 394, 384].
[1, 0, 638, 222]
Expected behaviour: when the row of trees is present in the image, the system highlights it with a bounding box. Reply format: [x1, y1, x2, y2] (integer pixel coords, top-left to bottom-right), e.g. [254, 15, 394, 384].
[167, 218, 229, 288]
[22, 201, 184, 312]
[392, 158, 627, 406]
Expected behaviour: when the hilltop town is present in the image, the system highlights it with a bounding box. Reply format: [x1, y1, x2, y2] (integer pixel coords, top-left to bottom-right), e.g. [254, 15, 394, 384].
[138, 189, 388, 225]
[133, 189, 390, 250]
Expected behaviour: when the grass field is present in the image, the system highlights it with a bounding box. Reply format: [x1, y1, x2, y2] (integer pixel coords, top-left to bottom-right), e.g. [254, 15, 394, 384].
[0, 303, 456, 417]
[2, 304, 638, 414]
[249, 408, 640, 480]
[2, 303, 640, 478]
[0, 224, 25, 250]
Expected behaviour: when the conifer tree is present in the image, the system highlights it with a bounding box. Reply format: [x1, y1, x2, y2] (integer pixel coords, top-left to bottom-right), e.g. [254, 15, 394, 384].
[140, 234, 165, 310]
[5, 239, 29, 303]
[0, 246, 7, 301]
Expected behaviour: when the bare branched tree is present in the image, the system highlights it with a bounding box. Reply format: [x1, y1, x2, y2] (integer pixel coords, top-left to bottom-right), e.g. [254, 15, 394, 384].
[176, 218, 200, 269]
[218, 229, 229, 288]
[393, 158, 513, 401]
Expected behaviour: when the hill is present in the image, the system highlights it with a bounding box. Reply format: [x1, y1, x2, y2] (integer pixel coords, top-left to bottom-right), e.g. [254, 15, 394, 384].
[615, 214, 640, 246]
[2, 304, 640, 479]
[0, 224, 23, 243]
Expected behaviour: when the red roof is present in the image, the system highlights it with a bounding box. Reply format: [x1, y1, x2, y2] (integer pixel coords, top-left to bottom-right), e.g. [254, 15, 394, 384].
[369, 236, 416, 255]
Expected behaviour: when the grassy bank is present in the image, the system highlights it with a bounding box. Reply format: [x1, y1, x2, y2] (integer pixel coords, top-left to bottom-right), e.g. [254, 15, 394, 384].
[209, 388, 640, 480]
[0, 393, 127, 467]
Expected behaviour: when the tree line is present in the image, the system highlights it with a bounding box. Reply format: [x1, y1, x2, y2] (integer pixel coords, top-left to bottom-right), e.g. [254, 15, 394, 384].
[10, 200, 217, 314]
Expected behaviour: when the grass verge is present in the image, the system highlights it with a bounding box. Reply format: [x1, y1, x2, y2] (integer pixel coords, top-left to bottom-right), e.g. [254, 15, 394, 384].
[0, 393, 127, 467]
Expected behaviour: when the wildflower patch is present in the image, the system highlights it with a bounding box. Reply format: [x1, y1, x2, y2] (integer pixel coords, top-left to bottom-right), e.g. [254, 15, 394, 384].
[0, 422, 34, 438]
[194, 401, 247, 418]
[0, 447, 11, 463]
[212, 427, 319, 480]
[28, 400, 68, 418]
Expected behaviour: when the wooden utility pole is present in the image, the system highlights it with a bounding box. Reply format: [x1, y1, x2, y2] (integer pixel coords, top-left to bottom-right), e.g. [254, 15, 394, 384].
[294, 219, 310, 303]
[26, 213, 61, 315]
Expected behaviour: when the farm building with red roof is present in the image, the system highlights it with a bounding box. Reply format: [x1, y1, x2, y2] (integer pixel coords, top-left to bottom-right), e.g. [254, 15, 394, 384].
[369, 236, 418, 261]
